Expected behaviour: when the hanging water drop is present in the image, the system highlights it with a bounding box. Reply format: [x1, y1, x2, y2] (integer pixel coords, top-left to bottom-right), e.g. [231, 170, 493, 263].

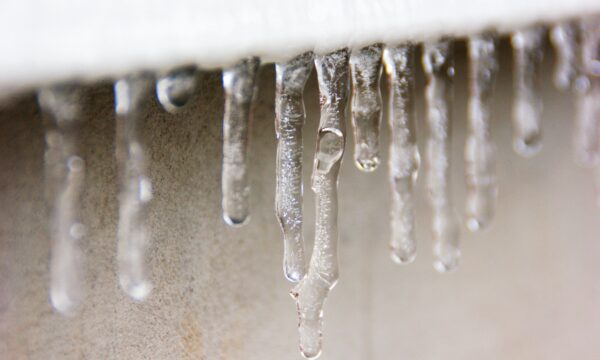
[274, 52, 314, 282]
[382, 44, 419, 264]
[38, 85, 86, 315]
[550, 22, 581, 91]
[511, 27, 545, 157]
[465, 34, 499, 232]
[114, 75, 154, 301]
[349, 44, 383, 172]
[573, 19, 600, 167]
[156, 67, 197, 113]
[422, 40, 461, 272]
[221, 57, 260, 226]
[291, 48, 349, 359]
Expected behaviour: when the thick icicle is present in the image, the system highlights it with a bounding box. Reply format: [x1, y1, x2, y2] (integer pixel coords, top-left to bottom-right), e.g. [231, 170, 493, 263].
[550, 22, 581, 91]
[156, 67, 197, 113]
[511, 27, 545, 157]
[422, 40, 461, 272]
[38, 85, 86, 315]
[221, 58, 260, 226]
[349, 44, 383, 171]
[465, 34, 499, 232]
[114, 76, 154, 301]
[291, 49, 349, 359]
[574, 19, 600, 167]
[382, 44, 419, 264]
[274, 52, 314, 282]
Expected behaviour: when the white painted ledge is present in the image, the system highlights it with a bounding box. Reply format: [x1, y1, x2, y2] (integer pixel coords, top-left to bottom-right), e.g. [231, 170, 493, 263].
[0, 0, 599, 94]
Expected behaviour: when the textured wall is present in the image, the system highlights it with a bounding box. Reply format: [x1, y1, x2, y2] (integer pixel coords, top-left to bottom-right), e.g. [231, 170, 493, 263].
[1, 41, 600, 359]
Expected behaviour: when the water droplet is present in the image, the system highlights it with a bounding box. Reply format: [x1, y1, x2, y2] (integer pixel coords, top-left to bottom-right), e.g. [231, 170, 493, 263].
[156, 67, 196, 113]
[382, 43, 419, 264]
[221, 57, 260, 226]
[275, 52, 313, 282]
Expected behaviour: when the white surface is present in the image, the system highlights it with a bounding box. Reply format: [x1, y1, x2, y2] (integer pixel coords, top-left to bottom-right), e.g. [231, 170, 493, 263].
[0, 0, 599, 94]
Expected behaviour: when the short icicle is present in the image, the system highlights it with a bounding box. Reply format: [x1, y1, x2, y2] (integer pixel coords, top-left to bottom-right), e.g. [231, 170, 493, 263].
[422, 40, 461, 272]
[38, 85, 86, 315]
[465, 34, 499, 231]
[550, 21, 581, 91]
[511, 27, 545, 157]
[156, 67, 197, 113]
[274, 52, 314, 282]
[291, 48, 349, 359]
[574, 19, 600, 167]
[221, 58, 260, 226]
[349, 44, 383, 171]
[114, 76, 154, 301]
[382, 44, 419, 264]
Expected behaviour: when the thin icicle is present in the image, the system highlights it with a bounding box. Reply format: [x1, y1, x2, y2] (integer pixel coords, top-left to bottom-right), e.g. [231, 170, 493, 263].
[156, 67, 197, 113]
[291, 48, 349, 359]
[382, 44, 419, 264]
[511, 27, 545, 157]
[422, 40, 461, 273]
[115, 76, 153, 301]
[574, 19, 600, 167]
[38, 85, 85, 315]
[465, 34, 499, 232]
[349, 44, 383, 171]
[221, 57, 260, 226]
[550, 22, 581, 91]
[274, 52, 314, 282]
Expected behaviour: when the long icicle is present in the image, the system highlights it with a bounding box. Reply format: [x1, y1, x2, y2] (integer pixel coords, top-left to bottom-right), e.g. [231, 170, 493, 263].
[38, 85, 86, 315]
[349, 44, 383, 172]
[574, 19, 600, 168]
[422, 40, 461, 273]
[511, 27, 545, 157]
[274, 52, 314, 282]
[382, 44, 420, 264]
[115, 76, 154, 301]
[465, 34, 499, 232]
[291, 48, 349, 359]
[156, 66, 197, 114]
[221, 58, 260, 226]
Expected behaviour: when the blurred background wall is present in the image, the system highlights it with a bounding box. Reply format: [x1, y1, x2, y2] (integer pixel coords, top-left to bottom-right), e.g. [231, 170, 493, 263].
[1, 39, 599, 359]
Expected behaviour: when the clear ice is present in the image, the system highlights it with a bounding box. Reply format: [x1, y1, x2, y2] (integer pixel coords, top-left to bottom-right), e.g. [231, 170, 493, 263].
[274, 52, 314, 282]
[511, 27, 545, 157]
[550, 22, 581, 91]
[291, 48, 349, 359]
[38, 85, 86, 315]
[573, 19, 600, 167]
[221, 57, 260, 226]
[114, 76, 154, 301]
[382, 44, 420, 264]
[422, 40, 461, 272]
[156, 67, 197, 113]
[349, 44, 383, 171]
[465, 34, 499, 231]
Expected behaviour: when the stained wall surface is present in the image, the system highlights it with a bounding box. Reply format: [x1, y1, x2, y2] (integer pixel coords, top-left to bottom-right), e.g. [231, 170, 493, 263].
[1, 41, 600, 359]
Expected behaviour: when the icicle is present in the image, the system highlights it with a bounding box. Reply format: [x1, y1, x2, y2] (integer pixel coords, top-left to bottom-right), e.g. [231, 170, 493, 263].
[114, 76, 154, 301]
[38, 85, 85, 315]
[349, 44, 383, 171]
[221, 57, 260, 226]
[511, 27, 545, 157]
[275, 52, 314, 282]
[573, 19, 600, 167]
[422, 40, 461, 273]
[465, 34, 499, 232]
[382, 44, 419, 264]
[291, 48, 349, 359]
[550, 22, 581, 91]
[156, 67, 197, 113]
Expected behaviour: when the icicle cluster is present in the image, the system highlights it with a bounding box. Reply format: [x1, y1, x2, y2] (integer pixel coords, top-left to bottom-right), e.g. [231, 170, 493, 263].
[29, 14, 600, 360]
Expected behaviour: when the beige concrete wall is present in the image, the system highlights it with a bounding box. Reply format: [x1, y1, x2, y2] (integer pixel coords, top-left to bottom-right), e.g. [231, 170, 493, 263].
[1, 40, 600, 359]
